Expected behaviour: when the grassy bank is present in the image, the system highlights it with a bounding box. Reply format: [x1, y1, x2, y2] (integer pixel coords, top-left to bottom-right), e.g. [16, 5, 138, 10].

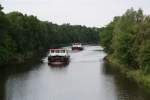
[104, 55, 150, 92]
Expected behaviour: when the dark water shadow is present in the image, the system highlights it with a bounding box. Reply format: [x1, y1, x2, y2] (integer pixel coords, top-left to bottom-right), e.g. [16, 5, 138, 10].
[0, 61, 42, 100]
[48, 63, 69, 69]
[102, 62, 150, 100]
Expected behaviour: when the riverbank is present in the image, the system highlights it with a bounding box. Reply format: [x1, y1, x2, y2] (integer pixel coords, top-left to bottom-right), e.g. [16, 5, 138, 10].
[0, 50, 47, 66]
[0, 44, 69, 66]
[104, 55, 150, 92]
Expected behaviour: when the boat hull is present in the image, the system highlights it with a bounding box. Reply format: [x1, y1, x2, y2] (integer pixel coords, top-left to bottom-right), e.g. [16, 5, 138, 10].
[72, 47, 83, 51]
[48, 56, 70, 65]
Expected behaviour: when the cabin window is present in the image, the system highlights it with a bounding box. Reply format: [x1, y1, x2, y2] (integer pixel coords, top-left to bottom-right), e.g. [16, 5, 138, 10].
[56, 50, 59, 53]
[61, 50, 65, 53]
[51, 50, 55, 53]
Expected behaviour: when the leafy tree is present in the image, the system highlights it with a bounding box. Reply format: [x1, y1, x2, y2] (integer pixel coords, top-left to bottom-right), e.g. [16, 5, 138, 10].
[0, 4, 15, 63]
[99, 8, 150, 73]
[0, 4, 99, 64]
[138, 40, 150, 73]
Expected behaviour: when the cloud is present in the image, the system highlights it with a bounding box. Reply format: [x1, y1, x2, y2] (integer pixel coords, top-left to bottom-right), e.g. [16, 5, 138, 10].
[1, 0, 150, 27]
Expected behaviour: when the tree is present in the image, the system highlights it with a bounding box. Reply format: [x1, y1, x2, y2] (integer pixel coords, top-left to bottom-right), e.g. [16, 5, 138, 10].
[138, 40, 150, 73]
[0, 5, 15, 63]
[99, 8, 150, 74]
[0, 5, 99, 64]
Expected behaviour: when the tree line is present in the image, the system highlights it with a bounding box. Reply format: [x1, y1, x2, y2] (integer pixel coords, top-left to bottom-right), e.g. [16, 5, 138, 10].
[99, 8, 150, 74]
[0, 4, 99, 64]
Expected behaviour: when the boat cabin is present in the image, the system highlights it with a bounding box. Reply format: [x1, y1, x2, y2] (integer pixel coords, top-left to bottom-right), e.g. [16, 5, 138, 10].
[72, 43, 83, 50]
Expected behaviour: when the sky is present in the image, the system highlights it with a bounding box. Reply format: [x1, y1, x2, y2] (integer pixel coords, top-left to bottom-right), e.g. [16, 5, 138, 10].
[0, 0, 150, 27]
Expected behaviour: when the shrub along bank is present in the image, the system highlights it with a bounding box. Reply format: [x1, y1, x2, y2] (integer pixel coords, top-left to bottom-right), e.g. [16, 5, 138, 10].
[100, 8, 150, 89]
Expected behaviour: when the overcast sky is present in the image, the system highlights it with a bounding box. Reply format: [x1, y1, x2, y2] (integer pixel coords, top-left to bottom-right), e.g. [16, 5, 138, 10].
[0, 0, 150, 27]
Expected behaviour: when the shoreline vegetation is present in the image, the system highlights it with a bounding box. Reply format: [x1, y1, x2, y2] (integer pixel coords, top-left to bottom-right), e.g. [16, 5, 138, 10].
[0, 4, 99, 65]
[104, 55, 150, 91]
[100, 8, 150, 90]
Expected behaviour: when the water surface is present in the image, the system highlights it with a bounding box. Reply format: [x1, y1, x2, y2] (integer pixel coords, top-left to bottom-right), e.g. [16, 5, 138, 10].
[0, 46, 150, 100]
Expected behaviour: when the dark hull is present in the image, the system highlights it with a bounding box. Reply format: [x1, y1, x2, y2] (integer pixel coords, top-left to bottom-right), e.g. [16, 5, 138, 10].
[48, 56, 70, 65]
[72, 47, 83, 51]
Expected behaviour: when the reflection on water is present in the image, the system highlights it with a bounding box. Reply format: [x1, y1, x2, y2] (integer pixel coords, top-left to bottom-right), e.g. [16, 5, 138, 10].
[103, 62, 150, 100]
[0, 46, 150, 100]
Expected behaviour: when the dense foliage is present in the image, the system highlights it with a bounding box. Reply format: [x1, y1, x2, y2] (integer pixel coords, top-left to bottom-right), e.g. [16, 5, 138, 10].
[0, 5, 99, 64]
[100, 8, 150, 74]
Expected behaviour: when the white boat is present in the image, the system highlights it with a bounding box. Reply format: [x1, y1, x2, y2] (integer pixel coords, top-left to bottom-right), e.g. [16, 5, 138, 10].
[72, 43, 83, 50]
[48, 49, 70, 65]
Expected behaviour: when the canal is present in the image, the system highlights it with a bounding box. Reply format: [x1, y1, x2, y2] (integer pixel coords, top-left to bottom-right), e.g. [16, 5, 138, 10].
[0, 46, 150, 100]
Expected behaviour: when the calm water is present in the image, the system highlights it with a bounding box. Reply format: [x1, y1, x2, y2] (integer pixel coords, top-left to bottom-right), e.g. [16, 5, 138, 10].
[0, 46, 150, 100]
